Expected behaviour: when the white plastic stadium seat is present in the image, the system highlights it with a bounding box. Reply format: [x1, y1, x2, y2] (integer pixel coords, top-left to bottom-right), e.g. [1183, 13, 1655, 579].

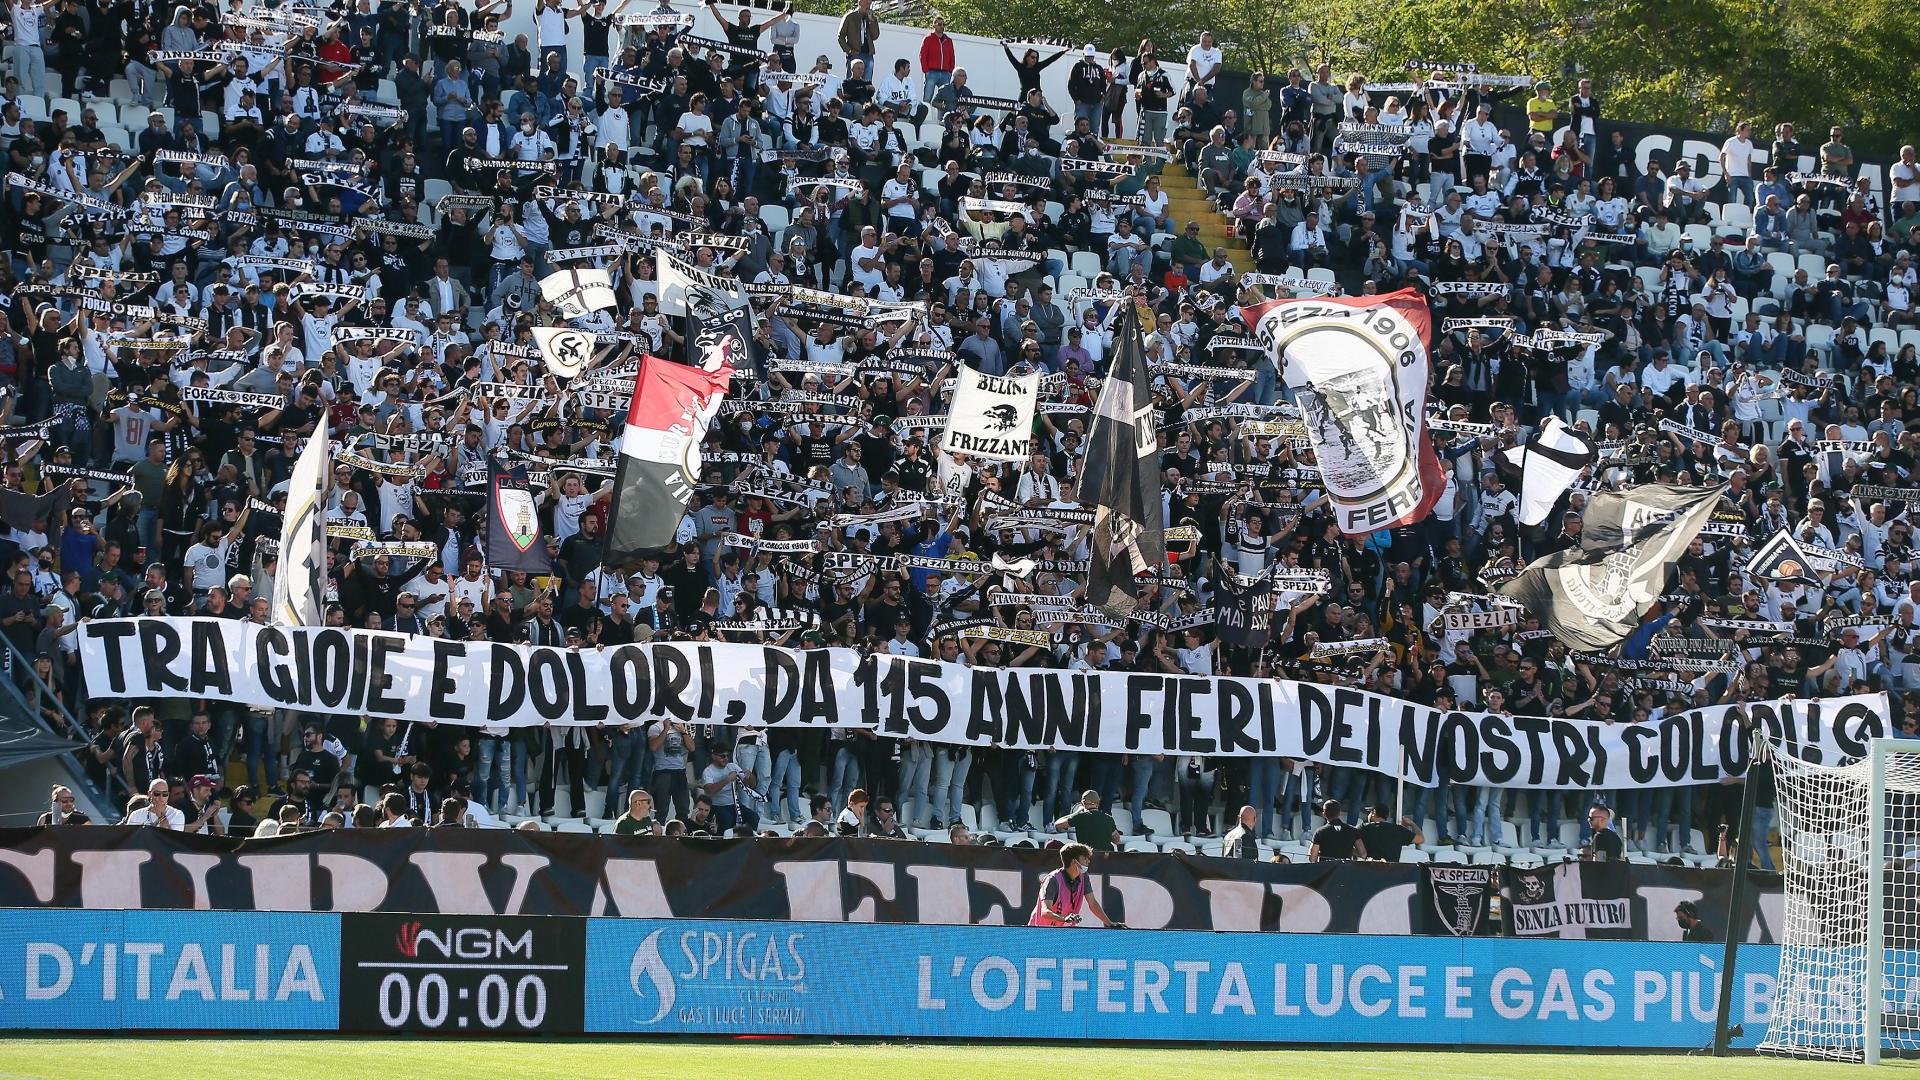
[1069, 250, 1103, 278]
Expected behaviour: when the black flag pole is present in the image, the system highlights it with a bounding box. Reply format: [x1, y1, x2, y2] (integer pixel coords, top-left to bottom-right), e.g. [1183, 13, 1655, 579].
[1712, 726, 1767, 1056]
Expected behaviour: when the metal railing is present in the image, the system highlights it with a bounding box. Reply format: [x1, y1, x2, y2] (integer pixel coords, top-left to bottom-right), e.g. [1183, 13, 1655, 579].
[0, 632, 107, 816]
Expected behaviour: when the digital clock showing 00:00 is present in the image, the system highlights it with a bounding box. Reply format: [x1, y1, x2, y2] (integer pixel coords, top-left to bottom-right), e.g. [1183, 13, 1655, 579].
[340, 913, 587, 1033]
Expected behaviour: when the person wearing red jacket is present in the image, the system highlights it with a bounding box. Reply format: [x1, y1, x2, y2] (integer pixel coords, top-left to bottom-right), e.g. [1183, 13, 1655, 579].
[919, 15, 955, 103]
[316, 26, 357, 85]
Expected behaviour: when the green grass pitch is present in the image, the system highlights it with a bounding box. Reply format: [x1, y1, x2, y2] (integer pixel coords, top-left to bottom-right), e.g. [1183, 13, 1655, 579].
[0, 1040, 1916, 1080]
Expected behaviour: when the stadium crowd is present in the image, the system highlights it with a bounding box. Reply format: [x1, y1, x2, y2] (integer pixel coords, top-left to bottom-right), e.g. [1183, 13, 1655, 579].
[7, 0, 1920, 867]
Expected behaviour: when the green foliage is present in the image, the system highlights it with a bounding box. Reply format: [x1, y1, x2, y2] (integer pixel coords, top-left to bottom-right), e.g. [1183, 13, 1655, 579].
[921, 0, 1919, 153]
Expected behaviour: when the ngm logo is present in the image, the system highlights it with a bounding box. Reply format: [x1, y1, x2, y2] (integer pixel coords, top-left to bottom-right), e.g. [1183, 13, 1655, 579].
[395, 921, 535, 961]
[627, 928, 808, 1025]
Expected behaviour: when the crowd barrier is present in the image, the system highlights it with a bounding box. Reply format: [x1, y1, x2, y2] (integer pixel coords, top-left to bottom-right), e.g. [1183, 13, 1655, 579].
[0, 908, 1777, 1046]
[0, 827, 1783, 940]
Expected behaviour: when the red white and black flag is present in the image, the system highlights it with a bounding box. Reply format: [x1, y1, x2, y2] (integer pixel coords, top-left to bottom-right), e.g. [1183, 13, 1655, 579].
[486, 461, 552, 573]
[1083, 304, 1165, 618]
[1243, 289, 1444, 536]
[606, 354, 733, 564]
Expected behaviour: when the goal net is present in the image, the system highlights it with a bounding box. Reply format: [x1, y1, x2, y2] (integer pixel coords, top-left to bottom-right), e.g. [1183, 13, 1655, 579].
[1761, 737, 1920, 1063]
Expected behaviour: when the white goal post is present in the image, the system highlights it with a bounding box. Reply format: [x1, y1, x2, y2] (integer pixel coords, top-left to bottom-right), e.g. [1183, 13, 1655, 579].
[1762, 736, 1920, 1063]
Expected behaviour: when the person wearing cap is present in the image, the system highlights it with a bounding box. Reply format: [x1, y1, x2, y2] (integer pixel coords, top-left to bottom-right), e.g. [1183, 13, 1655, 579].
[1065, 43, 1109, 134]
[183, 774, 226, 835]
[1523, 79, 1555, 137]
[1665, 159, 1708, 224]
[1309, 799, 1366, 861]
[1053, 788, 1120, 851]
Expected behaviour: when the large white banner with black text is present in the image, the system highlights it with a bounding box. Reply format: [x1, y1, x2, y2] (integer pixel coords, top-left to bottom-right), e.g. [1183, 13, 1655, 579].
[81, 618, 1886, 789]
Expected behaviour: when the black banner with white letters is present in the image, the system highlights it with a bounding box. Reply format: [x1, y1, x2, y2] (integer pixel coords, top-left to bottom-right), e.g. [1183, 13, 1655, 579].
[0, 828, 1783, 941]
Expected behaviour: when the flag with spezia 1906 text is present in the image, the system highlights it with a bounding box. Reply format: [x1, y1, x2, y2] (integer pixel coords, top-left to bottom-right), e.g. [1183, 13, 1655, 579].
[1243, 289, 1444, 536]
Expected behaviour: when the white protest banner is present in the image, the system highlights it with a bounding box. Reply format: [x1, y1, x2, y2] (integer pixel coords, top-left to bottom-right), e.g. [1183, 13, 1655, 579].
[80, 617, 1887, 790]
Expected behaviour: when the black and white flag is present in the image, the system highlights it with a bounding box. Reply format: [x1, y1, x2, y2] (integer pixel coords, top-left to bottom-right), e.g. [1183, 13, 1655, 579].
[656, 248, 751, 318]
[1242, 290, 1443, 536]
[1082, 305, 1165, 618]
[1420, 865, 1498, 937]
[1499, 484, 1724, 651]
[1214, 569, 1276, 651]
[688, 286, 765, 383]
[539, 268, 617, 319]
[1503, 415, 1597, 526]
[533, 326, 595, 379]
[271, 433, 330, 626]
[942, 363, 1038, 461]
[1746, 529, 1819, 586]
[1503, 862, 1634, 940]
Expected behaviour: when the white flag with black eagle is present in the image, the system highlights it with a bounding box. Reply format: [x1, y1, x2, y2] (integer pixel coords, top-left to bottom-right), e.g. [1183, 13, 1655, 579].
[942, 363, 1039, 461]
[1503, 415, 1597, 526]
[1082, 304, 1165, 617]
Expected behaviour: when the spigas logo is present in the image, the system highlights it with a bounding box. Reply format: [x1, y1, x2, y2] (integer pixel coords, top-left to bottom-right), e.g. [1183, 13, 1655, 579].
[629, 930, 677, 1024]
[627, 928, 809, 1026]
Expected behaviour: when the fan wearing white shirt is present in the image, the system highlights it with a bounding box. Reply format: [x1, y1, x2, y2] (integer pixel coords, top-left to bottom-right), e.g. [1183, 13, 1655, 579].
[1186, 34, 1223, 91]
[849, 225, 889, 295]
[1719, 121, 1757, 205]
[1892, 145, 1920, 211]
[126, 780, 187, 829]
[881, 164, 918, 227]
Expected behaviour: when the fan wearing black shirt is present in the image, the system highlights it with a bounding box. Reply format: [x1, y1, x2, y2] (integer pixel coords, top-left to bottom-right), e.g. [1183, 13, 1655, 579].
[1358, 805, 1422, 862]
[1674, 900, 1716, 941]
[1583, 805, 1626, 861]
[1310, 799, 1367, 861]
[170, 712, 221, 780]
[890, 438, 933, 492]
